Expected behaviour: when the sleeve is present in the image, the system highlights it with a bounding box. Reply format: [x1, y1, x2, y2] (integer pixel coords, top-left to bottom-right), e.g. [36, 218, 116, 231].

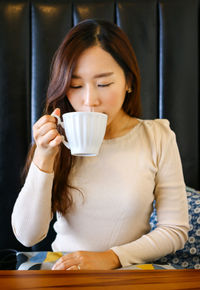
[111, 120, 189, 267]
[11, 162, 54, 247]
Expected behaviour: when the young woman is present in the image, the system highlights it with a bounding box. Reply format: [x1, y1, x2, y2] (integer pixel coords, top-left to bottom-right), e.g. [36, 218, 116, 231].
[12, 19, 189, 270]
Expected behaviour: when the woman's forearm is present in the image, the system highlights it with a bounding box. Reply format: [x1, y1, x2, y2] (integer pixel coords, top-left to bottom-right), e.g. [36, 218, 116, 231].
[111, 224, 189, 267]
[11, 162, 54, 247]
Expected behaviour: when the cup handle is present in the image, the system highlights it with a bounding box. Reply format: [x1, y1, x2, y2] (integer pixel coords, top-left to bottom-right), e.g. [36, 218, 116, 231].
[51, 113, 70, 149]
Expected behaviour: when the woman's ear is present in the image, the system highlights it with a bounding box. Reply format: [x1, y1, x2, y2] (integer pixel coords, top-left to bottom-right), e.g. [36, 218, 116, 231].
[125, 74, 132, 92]
[126, 77, 132, 93]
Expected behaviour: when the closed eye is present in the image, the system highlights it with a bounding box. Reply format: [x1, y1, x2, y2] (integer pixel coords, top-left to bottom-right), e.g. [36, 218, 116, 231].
[70, 85, 82, 89]
[98, 82, 114, 87]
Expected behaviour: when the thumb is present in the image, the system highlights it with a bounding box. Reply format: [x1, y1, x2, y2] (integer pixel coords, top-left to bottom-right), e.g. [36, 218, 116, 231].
[51, 108, 60, 117]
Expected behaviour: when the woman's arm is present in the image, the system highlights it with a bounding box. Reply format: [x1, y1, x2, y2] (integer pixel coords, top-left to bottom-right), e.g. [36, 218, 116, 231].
[11, 108, 62, 247]
[11, 162, 54, 247]
[111, 121, 189, 267]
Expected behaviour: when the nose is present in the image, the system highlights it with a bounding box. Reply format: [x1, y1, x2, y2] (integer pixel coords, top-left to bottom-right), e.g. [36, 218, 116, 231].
[83, 84, 100, 109]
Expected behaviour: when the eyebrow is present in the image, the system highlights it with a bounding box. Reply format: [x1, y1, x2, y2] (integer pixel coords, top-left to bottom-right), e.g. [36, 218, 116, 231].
[72, 72, 114, 79]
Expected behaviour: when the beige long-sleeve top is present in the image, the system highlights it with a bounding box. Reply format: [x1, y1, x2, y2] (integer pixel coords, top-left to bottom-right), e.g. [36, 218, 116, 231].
[11, 119, 189, 267]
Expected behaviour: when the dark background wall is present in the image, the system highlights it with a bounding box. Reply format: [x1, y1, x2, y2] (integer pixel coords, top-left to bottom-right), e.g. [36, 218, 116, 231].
[0, 0, 199, 251]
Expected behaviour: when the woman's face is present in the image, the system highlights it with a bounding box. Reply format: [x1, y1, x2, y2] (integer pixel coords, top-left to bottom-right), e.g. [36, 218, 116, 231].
[67, 46, 129, 128]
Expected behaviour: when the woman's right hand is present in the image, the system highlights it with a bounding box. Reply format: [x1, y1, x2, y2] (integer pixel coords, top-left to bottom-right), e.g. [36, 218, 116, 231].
[32, 108, 63, 173]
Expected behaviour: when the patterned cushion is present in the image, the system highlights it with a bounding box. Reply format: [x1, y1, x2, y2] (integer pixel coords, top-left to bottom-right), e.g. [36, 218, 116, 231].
[150, 186, 200, 269]
[16, 251, 65, 270]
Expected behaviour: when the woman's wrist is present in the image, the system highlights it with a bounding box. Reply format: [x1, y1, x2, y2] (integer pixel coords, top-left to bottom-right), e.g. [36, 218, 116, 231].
[33, 148, 56, 173]
[105, 249, 121, 269]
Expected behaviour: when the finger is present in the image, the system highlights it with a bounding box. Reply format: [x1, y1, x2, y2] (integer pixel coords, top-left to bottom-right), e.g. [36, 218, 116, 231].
[52, 255, 77, 270]
[52, 260, 76, 271]
[36, 129, 61, 148]
[66, 265, 80, 271]
[52, 263, 66, 270]
[34, 122, 57, 138]
[34, 115, 57, 131]
[52, 258, 72, 269]
[49, 134, 63, 147]
[51, 108, 60, 117]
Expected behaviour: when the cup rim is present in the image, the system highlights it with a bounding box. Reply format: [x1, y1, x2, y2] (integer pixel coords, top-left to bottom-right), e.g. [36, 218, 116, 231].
[63, 112, 107, 117]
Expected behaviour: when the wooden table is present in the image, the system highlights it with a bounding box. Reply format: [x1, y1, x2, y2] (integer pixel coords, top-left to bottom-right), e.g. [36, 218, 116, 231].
[0, 269, 199, 289]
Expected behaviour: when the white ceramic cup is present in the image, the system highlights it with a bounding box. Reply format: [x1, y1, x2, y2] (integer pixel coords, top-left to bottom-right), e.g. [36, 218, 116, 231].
[52, 112, 108, 156]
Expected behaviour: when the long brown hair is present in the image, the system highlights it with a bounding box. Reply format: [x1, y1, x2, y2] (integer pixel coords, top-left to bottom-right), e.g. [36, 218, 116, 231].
[23, 19, 141, 215]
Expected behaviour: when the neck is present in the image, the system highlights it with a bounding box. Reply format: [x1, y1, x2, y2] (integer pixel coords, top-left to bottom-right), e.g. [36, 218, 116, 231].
[104, 110, 138, 139]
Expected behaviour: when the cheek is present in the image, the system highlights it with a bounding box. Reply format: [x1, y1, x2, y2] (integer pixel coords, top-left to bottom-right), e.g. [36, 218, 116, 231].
[103, 88, 125, 109]
[67, 92, 80, 109]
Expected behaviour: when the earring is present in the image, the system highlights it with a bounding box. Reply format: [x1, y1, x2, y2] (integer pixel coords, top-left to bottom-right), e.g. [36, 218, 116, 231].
[127, 88, 132, 93]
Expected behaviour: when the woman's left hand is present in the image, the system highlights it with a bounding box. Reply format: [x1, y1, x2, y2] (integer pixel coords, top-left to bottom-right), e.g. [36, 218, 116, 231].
[52, 250, 121, 270]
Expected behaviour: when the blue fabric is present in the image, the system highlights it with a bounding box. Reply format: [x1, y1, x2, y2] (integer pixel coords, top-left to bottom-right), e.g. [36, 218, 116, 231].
[29, 251, 47, 263]
[150, 186, 200, 269]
